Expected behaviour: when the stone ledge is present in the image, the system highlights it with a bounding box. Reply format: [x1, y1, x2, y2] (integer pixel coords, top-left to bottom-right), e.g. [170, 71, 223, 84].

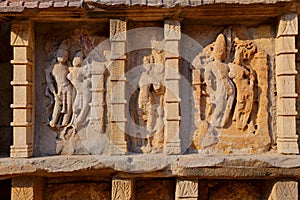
[0, 0, 297, 13]
[1, 154, 300, 179]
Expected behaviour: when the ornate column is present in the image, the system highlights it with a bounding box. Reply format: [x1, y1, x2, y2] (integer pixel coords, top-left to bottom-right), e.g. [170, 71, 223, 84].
[111, 177, 135, 200]
[10, 21, 35, 158]
[276, 13, 299, 154]
[164, 19, 182, 155]
[109, 19, 128, 155]
[11, 177, 44, 200]
[175, 179, 198, 200]
[268, 180, 298, 200]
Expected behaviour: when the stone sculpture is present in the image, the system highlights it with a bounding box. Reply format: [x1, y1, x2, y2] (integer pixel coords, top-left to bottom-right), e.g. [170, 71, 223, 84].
[44, 28, 105, 154]
[204, 34, 235, 129]
[48, 43, 73, 128]
[67, 51, 92, 130]
[192, 28, 271, 153]
[228, 39, 257, 130]
[134, 40, 165, 153]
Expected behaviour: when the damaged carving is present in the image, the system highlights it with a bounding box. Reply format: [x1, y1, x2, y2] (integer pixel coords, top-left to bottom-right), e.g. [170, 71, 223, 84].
[128, 39, 165, 154]
[192, 29, 270, 153]
[44, 27, 107, 154]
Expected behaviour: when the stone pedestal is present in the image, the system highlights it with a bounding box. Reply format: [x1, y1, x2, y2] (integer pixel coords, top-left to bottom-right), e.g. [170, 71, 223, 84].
[276, 13, 299, 154]
[112, 177, 135, 200]
[164, 19, 182, 155]
[10, 21, 35, 158]
[269, 180, 298, 200]
[175, 179, 198, 200]
[109, 19, 128, 155]
[11, 177, 44, 200]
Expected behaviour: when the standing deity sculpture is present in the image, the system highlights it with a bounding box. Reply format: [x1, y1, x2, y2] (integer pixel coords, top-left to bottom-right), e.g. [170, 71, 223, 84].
[228, 39, 257, 130]
[191, 27, 271, 153]
[136, 40, 165, 153]
[203, 34, 235, 146]
[47, 42, 73, 128]
[43, 27, 107, 155]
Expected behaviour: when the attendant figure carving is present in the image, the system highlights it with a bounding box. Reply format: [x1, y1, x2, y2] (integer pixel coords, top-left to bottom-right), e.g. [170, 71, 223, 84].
[67, 51, 92, 130]
[228, 39, 256, 130]
[48, 44, 73, 128]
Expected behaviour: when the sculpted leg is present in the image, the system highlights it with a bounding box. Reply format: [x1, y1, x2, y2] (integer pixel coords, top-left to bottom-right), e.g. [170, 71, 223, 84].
[50, 96, 62, 127]
[62, 89, 72, 126]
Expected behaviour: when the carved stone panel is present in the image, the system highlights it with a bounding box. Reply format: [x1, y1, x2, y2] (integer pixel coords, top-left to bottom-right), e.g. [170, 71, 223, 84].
[12, 177, 44, 200]
[268, 180, 298, 200]
[112, 178, 134, 200]
[35, 23, 110, 155]
[126, 22, 166, 154]
[175, 179, 198, 200]
[190, 26, 274, 154]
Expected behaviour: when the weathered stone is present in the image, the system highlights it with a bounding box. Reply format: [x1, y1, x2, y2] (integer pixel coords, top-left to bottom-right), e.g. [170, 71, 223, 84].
[12, 177, 44, 200]
[0, 1, 299, 200]
[268, 180, 298, 200]
[209, 181, 260, 200]
[46, 182, 110, 200]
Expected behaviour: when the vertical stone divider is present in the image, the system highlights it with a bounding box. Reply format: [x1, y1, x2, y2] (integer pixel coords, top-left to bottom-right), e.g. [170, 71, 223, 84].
[11, 177, 44, 200]
[276, 13, 299, 154]
[268, 180, 298, 200]
[10, 21, 35, 158]
[175, 178, 198, 200]
[192, 68, 201, 148]
[111, 177, 135, 200]
[89, 61, 106, 132]
[109, 19, 128, 155]
[164, 19, 182, 154]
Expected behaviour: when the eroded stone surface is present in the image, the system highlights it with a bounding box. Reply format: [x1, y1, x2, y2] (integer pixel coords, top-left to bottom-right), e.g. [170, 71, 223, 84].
[189, 25, 274, 154]
[46, 182, 110, 200]
[1, 154, 300, 179]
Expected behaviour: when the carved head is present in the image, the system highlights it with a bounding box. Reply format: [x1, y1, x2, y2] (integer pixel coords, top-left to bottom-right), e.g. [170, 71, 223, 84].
[213, 34, 227, 61]
[73, 51, 83, 67]
[143, 56, 152, 72]
[56, 48, 69, 64]
[233, 39, 257, 65]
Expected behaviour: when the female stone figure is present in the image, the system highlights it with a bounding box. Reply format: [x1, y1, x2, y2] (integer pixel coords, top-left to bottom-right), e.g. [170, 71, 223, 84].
[228, 39, 256, 130]
[67, 51, 92, 130]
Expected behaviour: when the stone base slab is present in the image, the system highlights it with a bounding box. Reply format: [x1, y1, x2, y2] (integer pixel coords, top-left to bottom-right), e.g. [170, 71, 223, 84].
[1, 154, 300, 179]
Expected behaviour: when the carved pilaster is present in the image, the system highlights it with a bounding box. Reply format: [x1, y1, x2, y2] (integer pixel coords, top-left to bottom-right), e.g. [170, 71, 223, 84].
[175, 179, 198, 200]
[109, 19, 128, 155]
[89, 61, 106, 132]
[164, 19, 182, 154]
[11, 177, 44, 200]
[276, 13, 299, 154]
[10, 21, 35, 158]
[112, 178, 135, 200]
[268, 180, 298, 200]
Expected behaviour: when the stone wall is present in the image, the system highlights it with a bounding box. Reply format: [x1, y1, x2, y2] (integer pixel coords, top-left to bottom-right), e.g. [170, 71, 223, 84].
[0, 1, 299, 200]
